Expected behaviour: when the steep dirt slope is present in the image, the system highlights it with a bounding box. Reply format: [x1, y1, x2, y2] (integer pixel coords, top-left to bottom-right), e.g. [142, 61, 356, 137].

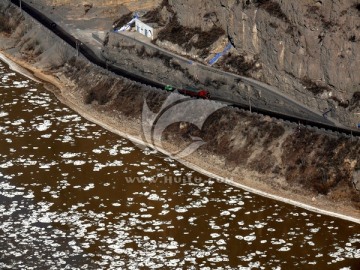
[0, 2, 360, 216]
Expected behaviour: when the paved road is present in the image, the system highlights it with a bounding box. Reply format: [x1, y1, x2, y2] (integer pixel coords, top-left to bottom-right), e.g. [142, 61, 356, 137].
[21, 0, 343, 128]
[107, 31, 340, 127]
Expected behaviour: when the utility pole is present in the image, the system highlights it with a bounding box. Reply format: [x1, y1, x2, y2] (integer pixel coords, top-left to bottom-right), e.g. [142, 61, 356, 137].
[249, 96, 252, 113]
[247, 86, 252, 113]
[19, 0, 22, 14]
[75, 40, 80, 57]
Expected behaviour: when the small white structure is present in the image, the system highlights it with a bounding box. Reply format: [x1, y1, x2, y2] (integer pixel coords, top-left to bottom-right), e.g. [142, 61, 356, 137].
[135, 18, 158, 40]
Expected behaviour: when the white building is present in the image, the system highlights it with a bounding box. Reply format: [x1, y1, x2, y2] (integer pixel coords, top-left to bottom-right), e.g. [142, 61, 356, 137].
[135, 18, 158, 40]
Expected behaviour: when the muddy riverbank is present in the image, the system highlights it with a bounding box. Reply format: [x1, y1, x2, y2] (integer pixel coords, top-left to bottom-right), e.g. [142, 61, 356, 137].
[0, 2, 359, 222]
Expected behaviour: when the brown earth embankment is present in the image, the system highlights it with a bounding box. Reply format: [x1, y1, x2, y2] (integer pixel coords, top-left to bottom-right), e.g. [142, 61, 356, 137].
[0, 2, 359, 220]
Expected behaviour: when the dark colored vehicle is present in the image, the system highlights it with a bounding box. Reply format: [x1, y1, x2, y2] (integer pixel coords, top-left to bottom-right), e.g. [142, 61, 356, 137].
[178, 86, 210, 99]
[164, 85, 175, 91]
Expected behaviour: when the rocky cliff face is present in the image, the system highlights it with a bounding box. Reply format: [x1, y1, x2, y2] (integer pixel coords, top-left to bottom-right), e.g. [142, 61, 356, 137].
[0, 1, 359, 213]
[154, 0, 360, 127]
[42, 0, 161, 10]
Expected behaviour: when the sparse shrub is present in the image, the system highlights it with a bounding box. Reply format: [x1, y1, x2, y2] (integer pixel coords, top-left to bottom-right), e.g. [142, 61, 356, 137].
[307, 5, 320, 15]
[256, 0, 289, 23]
[136, 45, 146, 57]
[0, 16, 12, 33]
[322, 20, 336, 30]
[349, 91, 360, 111]
[143, 0, 174, 25]
[84, 4, 93, 14]
[143, 8, 165, 25]
[301, 77, 330, 95]
[330, 96, 349, 108]
[103, 33, 109, 46]
[195, 26, 225, 49]
[157, 15, 224, 54]
[354, 3, 360, 12]
[157, 15, 198, 48]
[217, 53, 260, 77]
[352, 91, 360, 102]
[86, 79, 115, 105]
[112, 12, 133, 29]
[269, 22, 278, 28]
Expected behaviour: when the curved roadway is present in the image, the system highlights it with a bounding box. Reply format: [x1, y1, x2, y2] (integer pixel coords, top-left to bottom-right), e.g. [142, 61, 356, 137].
[8, 0, 360, 137]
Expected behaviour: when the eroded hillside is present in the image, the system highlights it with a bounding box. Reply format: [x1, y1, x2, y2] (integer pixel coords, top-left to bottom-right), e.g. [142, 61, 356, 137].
[42, 0, 161, 10]
[0, 2, 359, 215]
[144, 0, 360, 127]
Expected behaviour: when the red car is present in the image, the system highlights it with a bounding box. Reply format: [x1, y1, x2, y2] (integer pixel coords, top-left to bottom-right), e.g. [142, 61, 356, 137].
[178, 86, 210, 99]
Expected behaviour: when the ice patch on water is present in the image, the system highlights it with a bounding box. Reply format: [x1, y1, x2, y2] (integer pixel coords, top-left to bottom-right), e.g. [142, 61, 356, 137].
[11, 119, 25, 126]
[310, 228, 320, 233]
[220, 211, 230, 216]
[0, 161, 13, 168]
[148, 194, 160, 201]
[73, 160, 86, 166]
[13, 80, 29, 88]
[35, 120, 52, 131]
[244, 235, 256, 242]
[84, 184, 95, 191]
[120, 147, 135, 155]
[92, 149, 102, 154]
[61, 152, 81, 159]
[175, 207, 188, 213]
[94, 161, 123, 171]
[0, 111, 9, 117]
[39, 161, 57, 169]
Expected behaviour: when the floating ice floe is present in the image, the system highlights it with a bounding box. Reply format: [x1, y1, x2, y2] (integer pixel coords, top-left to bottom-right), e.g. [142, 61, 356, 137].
[39, 161, 57, 169]
[35, 120, 52, 131]
[109, 149, 118, 156]
[220, 211, 231, 216]
[0, 161, 13, 168]
[61, 135, 74, 143]
[73, 160, 86, 166]
[92, 149, 103, 154]
[243, 235, 256, 242]
[60, 152, 81, 159]
[211, 233, 221, 239]
[11, 119, 25, 126]
[175, 207, 188, 213]
[120, 147, 134, 155]
[84, 183, 95, 191]
[310, 228, 320, 233]
[13, 81, 28, 88]
[278, 246, 291, 252]
[148, 194, 160, 201]
[0, 111, 8, 117]
[93, 161, 123, 171]
[271, 239, 286, 245]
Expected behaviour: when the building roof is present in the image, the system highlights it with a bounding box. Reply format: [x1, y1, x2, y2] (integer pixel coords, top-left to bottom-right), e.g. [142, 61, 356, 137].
[135, 18, 160, 29]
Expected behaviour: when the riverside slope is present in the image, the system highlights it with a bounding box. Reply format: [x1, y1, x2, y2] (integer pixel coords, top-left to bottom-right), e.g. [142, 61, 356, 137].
[0, 1, 359, 221]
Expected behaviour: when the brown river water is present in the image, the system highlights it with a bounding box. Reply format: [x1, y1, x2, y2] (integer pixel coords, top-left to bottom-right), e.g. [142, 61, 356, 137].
[0, 59, 359, 269]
